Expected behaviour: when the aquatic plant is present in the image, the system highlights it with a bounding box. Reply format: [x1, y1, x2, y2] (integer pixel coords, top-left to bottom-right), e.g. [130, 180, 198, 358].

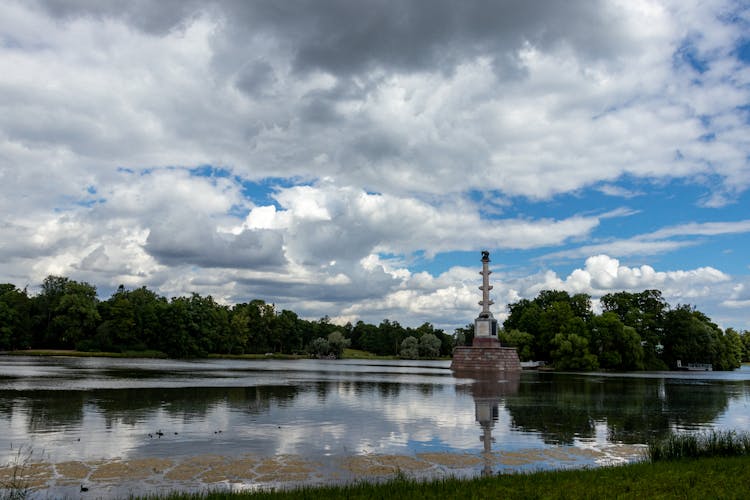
[648, 429, 750, 461]
[0, 447, 33, 500]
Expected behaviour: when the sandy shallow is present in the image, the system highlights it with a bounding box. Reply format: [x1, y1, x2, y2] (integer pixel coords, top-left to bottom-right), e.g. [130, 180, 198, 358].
[0, 444, 646, 498]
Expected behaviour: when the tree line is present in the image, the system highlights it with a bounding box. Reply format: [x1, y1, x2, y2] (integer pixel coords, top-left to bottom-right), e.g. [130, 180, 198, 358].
[1, 276, 748, 369]
[498, 289, 750, 371]
[0, 276, 452, 359]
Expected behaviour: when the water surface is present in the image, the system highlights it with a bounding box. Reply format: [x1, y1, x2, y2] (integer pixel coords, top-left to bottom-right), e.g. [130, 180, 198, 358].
[1, 356, 749, 497]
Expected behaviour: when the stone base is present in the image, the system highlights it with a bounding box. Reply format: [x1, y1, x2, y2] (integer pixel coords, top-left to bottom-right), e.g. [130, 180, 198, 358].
[471, 336, 501, 347]
[451, 343, 521, 372]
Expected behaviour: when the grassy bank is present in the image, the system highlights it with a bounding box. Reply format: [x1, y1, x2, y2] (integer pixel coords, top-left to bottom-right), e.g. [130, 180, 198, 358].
[4, 349, 168, 358]
[142, 455, 750, 500]
[4, 349, 402, 361]
[341, 348, 399, 360]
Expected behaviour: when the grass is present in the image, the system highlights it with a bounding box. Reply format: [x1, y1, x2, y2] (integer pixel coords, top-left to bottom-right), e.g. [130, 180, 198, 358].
[340, 348, 450, 360]
[5, 349, 167, 358]
[207, 353, 306, 360]
[648, 429, 750, 461]
[341, 348, 399, 360]
[135, 455, 750, 500]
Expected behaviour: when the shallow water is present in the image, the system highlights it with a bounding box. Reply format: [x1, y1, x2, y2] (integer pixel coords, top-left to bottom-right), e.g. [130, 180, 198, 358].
[1, 356, 749, 498]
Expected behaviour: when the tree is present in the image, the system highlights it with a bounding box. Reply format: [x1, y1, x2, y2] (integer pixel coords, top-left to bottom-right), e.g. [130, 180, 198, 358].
[51, 280, 100, 349]
[230, 300, 275, 354]
[453, 323, 474, 347]
[601, 290, 667, 369]
[308, 337, 330, 357]
[400, 336, 419, 359]
[661, 305, 718, 369]
[589, 313, 644, 370]
[361, 319, 405, 356]
[739, 330, 750, 362]
[550, 332, 599, 371]
[723, 328, 745, 367]
[0, 284, 32, 350]
[499, 329, 534, 361]
[418, 333, 441, 358]
[504, 291, 593, 362]
[95, 285, 137, 352]
[326, 330, 350, 358]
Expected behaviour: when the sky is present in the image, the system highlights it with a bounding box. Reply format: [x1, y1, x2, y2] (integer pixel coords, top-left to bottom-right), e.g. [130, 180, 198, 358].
[1, 0, 749, 332]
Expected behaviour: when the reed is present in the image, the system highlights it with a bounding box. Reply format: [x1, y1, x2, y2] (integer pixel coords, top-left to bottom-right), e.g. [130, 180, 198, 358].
[0, 446, 33, 500]
[648, 429, 750, 461]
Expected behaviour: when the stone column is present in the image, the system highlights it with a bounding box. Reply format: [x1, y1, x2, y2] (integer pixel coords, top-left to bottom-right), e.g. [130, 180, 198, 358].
[474, 250, 497, 340]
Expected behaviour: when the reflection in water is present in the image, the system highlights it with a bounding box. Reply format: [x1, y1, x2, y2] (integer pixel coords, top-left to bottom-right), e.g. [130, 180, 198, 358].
[454, 370, 520, 476]
[503, 373, 738, 444]
[0, 357, 749, 496]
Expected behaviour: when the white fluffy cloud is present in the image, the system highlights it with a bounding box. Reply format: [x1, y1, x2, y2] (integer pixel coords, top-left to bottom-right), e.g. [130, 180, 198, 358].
[1, 1, 749, 330]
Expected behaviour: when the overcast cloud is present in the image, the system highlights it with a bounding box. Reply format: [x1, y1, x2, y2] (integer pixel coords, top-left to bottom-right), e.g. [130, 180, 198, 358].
[1, 0, 749, 331]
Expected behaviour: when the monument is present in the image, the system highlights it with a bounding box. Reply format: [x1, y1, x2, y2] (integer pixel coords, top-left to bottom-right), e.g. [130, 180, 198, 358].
[451, 251, 521, 372]
[474, 250, 498, 346]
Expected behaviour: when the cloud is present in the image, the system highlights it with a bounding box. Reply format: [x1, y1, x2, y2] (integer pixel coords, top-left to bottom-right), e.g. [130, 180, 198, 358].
[542, 219, 750, 261]
[242, 183, 608, 264]
[1, 1, 749, 332]
[1, 0, 746, 203]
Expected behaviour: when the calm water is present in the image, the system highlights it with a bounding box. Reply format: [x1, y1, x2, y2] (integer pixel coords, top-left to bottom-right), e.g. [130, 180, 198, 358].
[1, 356, 749, 497]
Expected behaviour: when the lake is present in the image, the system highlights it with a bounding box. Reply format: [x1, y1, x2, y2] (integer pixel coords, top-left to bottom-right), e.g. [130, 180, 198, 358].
[1, 356, 749, 498]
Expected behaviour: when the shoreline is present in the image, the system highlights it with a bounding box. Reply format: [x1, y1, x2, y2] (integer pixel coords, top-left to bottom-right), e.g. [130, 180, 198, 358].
[1, 445, 645, 498]
[0, 349, 449, 362]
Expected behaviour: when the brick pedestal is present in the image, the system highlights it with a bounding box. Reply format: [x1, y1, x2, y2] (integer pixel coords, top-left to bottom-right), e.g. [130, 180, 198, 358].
[451, 339, 521, 372]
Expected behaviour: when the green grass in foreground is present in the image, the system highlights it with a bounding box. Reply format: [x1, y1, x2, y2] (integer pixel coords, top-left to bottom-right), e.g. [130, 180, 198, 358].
[141, 456, 750, 500]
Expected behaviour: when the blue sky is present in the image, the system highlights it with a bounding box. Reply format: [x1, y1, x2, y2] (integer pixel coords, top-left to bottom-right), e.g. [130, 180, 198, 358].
[0, 0, 748, 332]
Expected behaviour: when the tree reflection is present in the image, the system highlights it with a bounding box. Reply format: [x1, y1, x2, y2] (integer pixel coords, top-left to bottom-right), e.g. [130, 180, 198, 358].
[10, 390, 87, 431]
[504, 373, 734, 444]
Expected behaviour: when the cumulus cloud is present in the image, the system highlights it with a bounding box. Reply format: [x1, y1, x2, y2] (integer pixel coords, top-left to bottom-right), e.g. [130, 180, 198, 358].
[1, 1, 749, 330]
[242, 183, 608, 263]
[1, 0, 747, 201]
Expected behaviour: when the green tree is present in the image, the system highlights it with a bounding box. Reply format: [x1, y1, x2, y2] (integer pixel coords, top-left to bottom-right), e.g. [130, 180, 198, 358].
[31, 275, 70, 346]
[400, 336, 419, 359]
[740, 330, 750, 362]
[51, 280, 100, 349]
[326, 330, 350, 358]
[504, 291, 592, 362]
[662, 305, 719, 369]
[271, 309, 302, 354]
[95, 285, 136, 352]
[589, 312, 644, 370]
[601, 290, 667, 369]
[230, 300, 276, 354]
[550, 332, 599, 371]
[308, 337, 330, 357]
[418, 333, 441, 358]
[453, 323, 474, 347]
[0, 284, 32, 350]
[499, 329, 534, 361]
[723, 328, 745, 366]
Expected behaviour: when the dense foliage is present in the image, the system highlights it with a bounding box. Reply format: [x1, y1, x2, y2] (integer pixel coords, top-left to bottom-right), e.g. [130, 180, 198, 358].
[501, 289, 748, 371]
[0, 276, 452, 359]
[1, 277, 748, 369]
